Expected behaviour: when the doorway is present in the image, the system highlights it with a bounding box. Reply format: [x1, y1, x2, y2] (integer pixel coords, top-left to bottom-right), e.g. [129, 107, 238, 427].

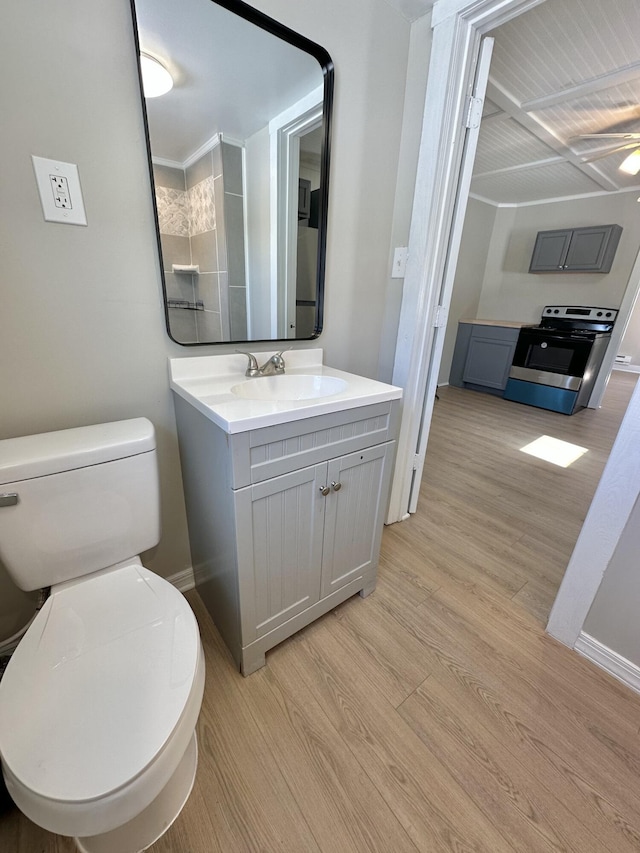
[389, 0, 640, 635]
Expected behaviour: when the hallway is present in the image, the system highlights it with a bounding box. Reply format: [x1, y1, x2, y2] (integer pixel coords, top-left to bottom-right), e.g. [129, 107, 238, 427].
[409, 371, 639, 623]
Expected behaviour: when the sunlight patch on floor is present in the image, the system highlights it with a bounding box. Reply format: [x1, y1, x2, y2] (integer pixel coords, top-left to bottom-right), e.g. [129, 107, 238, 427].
[520, 435, 588, 468]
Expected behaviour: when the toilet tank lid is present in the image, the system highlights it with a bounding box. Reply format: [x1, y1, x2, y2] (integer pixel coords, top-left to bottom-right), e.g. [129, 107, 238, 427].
[0, 418, 155, 485]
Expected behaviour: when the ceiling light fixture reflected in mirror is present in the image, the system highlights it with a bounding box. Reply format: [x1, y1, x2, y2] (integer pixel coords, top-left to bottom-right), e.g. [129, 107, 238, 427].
[131, 0, 333, 346]
[140, 53, 174, 98]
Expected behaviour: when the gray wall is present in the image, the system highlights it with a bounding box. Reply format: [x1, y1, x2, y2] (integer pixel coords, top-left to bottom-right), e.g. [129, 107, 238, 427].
[439, 196, 497, 384]
[0, 0, 414, 631]
[477, 192, 640, 323]
[378, 12, 433, 382]
[438, 190, 640, 384]
[583, 494, 640, 667]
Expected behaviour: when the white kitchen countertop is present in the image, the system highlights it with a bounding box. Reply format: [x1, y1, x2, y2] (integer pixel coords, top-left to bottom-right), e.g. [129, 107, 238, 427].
[459, 318, 529, 328]
[169, 349, 402, 434]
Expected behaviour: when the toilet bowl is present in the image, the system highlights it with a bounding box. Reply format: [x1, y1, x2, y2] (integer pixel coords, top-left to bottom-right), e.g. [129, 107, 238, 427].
[0, 419, 204, 852]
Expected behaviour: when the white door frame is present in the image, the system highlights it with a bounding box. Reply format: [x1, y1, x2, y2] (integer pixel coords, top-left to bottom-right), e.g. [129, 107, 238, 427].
[547, 376, 640, 645]
[270, 86, 324, 339]
[388, 0, 546, 524]
[390, 0, 640, 651]
[589, 243, 640, 408]
[407, 35, 494, 513]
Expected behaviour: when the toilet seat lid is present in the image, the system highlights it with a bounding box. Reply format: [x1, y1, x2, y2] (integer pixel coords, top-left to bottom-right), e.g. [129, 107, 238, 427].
[0, 562, 201, 803]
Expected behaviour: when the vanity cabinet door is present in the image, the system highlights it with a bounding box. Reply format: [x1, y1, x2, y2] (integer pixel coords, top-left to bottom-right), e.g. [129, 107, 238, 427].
[236, 463, 326, 644]
[320, 442, 394, 599]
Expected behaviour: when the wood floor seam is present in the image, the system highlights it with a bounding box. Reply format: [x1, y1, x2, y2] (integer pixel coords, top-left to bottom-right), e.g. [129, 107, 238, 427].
[3, 373, 639, 852]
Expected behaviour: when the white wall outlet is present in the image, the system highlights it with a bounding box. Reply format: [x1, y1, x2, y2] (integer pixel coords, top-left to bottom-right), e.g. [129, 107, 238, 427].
[391, 246, 408, 278]
[32, 156, 87, 226]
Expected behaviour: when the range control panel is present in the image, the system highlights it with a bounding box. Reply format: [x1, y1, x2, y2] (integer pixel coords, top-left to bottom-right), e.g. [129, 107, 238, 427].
[542, 306, 617, 322]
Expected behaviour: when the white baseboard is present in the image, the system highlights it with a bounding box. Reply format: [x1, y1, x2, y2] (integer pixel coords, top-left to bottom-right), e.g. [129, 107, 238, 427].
[574, 632, 640, 696]
[612, 363, 640, 374]
[167, 567, 195, 593]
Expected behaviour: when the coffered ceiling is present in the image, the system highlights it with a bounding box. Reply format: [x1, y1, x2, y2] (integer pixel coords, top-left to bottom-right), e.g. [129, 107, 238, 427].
[472, 0, 640, 204]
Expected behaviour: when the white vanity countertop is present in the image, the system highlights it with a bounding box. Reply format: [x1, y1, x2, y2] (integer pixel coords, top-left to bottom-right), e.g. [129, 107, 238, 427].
[169, 349, 403, 434]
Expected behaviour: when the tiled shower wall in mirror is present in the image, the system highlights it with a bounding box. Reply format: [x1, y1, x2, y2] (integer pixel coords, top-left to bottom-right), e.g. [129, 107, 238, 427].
[154, 140, 247, 343]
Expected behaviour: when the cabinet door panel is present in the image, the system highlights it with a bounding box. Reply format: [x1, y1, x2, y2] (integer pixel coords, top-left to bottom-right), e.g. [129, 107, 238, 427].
[320, 443, 392, 598]
[462, 335, 516, 390]
[529, 230, 572, 271]
[564, 225, 620, 271]
[236, 464, 325, 643]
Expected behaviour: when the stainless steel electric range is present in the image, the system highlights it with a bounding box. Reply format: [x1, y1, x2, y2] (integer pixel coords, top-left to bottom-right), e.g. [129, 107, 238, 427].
[503, 305, 617, 415]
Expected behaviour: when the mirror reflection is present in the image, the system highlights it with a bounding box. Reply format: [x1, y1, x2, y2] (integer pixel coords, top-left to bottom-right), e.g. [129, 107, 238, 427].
[132, 0, 333, 344]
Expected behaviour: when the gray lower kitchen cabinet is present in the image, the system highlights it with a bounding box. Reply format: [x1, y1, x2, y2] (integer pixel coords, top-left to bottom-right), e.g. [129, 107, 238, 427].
[450, 322, 520, 394]
[463, 329, 517, 390]
[173, 394, 397, 675]
[529, 224, 622, 273]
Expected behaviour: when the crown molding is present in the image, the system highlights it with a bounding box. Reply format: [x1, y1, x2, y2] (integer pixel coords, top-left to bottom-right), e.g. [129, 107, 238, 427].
[469, 183, 640, 209]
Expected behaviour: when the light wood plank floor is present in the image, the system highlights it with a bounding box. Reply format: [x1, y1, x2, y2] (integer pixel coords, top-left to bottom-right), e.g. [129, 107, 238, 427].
[2, 371, 639, 852]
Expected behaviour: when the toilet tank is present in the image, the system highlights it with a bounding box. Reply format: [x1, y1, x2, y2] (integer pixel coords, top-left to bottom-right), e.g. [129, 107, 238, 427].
[0, 419, 160, 591]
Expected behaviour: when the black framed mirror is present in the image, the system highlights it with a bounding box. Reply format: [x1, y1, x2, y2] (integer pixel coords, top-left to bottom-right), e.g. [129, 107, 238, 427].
[130, 0, 333, 345]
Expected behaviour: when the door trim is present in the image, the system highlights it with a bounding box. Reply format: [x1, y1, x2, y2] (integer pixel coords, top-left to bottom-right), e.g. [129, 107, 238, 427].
[547, 377, 640, 647]
[387, 0, 640, 654]
[388, 0, 545, 524]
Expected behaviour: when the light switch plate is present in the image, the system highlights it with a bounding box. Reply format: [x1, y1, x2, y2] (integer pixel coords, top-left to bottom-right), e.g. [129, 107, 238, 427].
[32, 156, 87, 226]
[391, 246, 408, 278]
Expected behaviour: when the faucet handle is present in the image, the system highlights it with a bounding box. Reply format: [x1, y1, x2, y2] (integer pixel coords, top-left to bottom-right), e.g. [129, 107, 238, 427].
[269, 350, 288, 373]
[235, 350, 259, 377]
[274, 346, 292, 363]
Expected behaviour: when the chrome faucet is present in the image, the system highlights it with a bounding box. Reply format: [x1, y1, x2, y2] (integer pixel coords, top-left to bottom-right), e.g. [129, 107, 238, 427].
[236, 350, 287, 377]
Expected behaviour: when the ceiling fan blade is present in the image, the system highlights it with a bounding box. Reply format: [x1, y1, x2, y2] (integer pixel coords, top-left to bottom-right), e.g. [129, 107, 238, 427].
[575, 133, 640, 140]
[581, 142, 640, 163]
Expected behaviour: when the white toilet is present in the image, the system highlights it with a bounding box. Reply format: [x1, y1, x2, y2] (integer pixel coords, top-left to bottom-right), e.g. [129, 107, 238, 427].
[0, 418, 205, 853]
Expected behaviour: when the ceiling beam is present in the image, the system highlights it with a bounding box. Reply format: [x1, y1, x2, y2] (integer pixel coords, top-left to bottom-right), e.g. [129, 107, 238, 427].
[522, 60, 640, 113]
[485, 78, 621, 192]
[480, 108, 507, 123]
[473, 155, 564, 178]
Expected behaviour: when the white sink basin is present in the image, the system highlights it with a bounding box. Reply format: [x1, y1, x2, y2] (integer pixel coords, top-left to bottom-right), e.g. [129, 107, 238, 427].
[231, 374, 348, 401]
[169, 349, 402, 433]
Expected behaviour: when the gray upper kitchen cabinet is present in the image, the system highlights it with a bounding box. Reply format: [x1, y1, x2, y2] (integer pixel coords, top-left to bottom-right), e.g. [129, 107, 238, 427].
[529, 224, 622, 273]
[172, 394, 397, 676]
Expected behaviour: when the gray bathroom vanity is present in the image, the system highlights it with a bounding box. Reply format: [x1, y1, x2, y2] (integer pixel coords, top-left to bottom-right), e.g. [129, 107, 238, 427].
[169, 351, 401, 674]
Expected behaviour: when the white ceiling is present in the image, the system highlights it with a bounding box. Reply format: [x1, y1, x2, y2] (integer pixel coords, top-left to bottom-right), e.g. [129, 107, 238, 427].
[473, 0, 640, 204]
[138, 0, 640, 204]
[135, 0, 322, 163]
[384, 0, 434, 22]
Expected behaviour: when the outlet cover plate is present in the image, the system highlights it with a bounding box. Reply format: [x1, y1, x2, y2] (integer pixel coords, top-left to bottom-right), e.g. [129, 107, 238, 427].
[32, 156, 87, 226]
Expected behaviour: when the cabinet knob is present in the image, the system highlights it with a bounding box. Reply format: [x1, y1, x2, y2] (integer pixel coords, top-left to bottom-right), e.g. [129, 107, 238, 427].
[319, 485, 330, 496]
[331, 481, 342, 492]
